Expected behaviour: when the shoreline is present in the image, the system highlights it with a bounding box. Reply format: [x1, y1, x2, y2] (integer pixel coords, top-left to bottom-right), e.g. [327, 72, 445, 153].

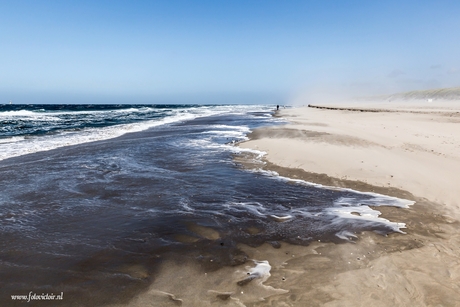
[241, 103, 460, 219]
[120, 102, 460, 307]
[234, 102, 460, 306]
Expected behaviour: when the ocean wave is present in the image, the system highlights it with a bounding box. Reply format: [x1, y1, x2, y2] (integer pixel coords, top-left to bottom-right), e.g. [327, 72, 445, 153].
[0, 112, 194, 161]
[0, 109, 62, 121]
[0, 105, 275, 161]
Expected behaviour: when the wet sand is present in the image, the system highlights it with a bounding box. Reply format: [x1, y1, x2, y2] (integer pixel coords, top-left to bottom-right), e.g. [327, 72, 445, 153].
[118, 101, 460, 306]
[118, 195, 460, 306]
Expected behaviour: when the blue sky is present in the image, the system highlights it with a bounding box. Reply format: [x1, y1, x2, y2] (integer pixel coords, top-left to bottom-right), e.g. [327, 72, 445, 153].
[1, 0, 460, 104]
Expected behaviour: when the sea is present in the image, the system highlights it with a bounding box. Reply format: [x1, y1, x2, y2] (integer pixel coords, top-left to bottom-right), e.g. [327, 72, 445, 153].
[0, 104, 412, 305]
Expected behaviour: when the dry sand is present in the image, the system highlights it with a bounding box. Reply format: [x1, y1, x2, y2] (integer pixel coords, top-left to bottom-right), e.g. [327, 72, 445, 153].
[241, 102, 460, 218]
[119, 101, 460, 307]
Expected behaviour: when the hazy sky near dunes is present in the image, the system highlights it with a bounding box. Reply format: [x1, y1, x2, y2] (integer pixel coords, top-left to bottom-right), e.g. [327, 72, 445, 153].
[1, 0, 460, 104]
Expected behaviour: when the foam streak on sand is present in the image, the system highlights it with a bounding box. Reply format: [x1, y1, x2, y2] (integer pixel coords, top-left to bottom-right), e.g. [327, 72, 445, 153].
[237, 101, 460, 306]
[247, 168, 414, 236]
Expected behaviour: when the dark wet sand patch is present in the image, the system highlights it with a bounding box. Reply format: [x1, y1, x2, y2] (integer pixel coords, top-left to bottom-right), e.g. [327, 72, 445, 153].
[113, 153, 459, 307]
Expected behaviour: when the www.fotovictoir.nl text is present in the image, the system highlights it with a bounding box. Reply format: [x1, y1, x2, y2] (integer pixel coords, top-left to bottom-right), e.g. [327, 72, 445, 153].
[11, 292, 64, 302]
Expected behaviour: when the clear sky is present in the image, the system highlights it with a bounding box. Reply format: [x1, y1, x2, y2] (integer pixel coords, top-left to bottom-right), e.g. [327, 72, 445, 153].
[1, 0, 460, 104]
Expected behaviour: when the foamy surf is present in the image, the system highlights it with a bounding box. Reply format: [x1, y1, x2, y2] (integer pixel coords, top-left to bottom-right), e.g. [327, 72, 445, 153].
[0, 112, 194, 161]
[0, 104, 275, 161]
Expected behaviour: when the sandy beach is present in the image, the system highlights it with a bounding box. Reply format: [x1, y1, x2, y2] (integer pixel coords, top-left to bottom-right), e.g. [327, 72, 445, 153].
[242, 101, 460, 218]
[5, 1, 460, 306]
[117, 101, 460, 307]
[234, 101, 460, 306]
[116, 101, 460, 307]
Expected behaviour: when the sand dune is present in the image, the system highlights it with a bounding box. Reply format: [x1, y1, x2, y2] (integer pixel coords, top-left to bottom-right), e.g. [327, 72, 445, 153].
[385, 86, 460, 101]
[355, 86, 460, 102]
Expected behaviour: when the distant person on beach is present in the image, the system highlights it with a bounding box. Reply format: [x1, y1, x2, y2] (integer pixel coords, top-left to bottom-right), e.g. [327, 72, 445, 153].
[276, 105, 279, 110]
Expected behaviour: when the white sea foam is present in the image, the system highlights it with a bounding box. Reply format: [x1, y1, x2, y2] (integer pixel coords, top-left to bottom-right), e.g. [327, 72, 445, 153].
[0, 111, 193, 161]
[0, 105, 274, 161]
[0, 110, 42, 117]
[179, 198, 194, 212]
[223, 202, 267, 216]
[0, 136, 25, 144]
[244, 168, 414, 235]
[204, 130, 249, 137]
[0, 109, 62, 121]
[0, 107, 150, 118]
[326, 204, 408, 235]
[187, 137, 267, 161]
[247, 260, 272, 281]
